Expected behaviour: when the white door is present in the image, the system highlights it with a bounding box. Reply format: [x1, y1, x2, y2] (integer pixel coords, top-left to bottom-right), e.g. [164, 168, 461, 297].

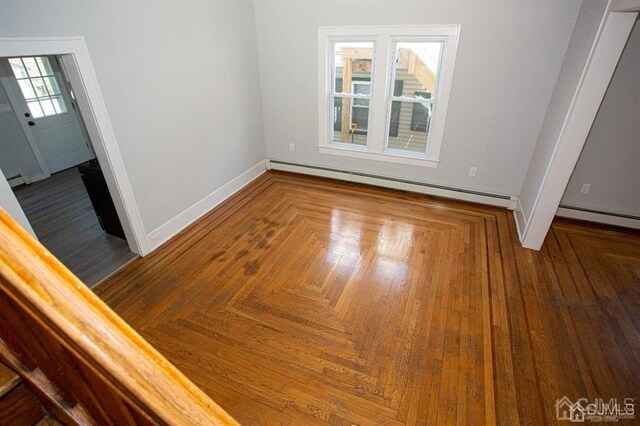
[3, 56, 92, 174]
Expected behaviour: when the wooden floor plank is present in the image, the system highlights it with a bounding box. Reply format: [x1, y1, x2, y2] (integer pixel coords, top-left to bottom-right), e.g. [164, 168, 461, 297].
[13, 168, 136, 286]
[96, 171, 640, 424]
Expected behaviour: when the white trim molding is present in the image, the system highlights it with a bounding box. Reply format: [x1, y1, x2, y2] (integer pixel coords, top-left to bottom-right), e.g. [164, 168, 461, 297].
[516, 6, 638, 250]
[513, 198, 527, 242]
[6, 173, 46, 188]
[317, 25, 460, 167]
[556, 206, 640, 230]
[0, 36, 149, 255]
[267, 159, 517, 209]
[611, 0, 640, 12]
[146, 160, 268, 251]
[318, 145, 439, 167]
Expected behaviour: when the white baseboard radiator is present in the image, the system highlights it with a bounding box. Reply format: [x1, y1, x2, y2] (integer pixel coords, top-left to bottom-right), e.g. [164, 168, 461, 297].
[6, 172, 31, 188]
[266, 159, 518, 210]
[557, 205, 640, 230]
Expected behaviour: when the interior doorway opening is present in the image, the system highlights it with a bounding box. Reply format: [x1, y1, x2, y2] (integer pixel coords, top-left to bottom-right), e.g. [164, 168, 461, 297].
[0, 54, 136, 286]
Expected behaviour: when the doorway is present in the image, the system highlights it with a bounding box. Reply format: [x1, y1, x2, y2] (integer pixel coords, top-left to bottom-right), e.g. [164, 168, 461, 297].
[1, 56, 94, 175]
[0, 54, 136, 286]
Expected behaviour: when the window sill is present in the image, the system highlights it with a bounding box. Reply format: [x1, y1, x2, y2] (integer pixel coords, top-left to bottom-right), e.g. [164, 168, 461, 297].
[318, 144, 439, 168]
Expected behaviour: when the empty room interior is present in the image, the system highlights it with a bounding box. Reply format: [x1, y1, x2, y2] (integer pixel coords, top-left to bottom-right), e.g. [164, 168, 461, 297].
[0, 0, 638, 425]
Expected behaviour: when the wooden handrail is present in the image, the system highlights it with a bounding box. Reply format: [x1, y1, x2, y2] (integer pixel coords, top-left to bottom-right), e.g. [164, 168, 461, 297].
[0, 208, 237, 425]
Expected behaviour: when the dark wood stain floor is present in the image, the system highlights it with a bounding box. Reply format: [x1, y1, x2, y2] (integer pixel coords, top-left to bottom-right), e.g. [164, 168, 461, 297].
[13, 168, 136, 287]
[96, 171, 640, 425]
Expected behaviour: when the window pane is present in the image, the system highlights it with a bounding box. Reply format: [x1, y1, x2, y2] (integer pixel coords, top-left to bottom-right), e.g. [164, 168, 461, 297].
[387, 101, 432, 153]
[36, 57, 54, 75]
[31, 78, 48, 97]
[333, 42, 373, 94]
[51, 96, 67, 114]
[411, 91, 431, 132]
[393, 42, 442, 96]
[353, 97, 369, 107]
[44, 77, 61, 95]
[17, 79, 36, 99]
[351, 106, 369, 129]
[333, 97, 343, 131]
[9, 58, 28, 78]
[22, 57, 41, 77]
[40, 98, 56, 116]
[352, 81, 371, 96]
[27, 100, 44, 118]
[332, 96, 368, 146]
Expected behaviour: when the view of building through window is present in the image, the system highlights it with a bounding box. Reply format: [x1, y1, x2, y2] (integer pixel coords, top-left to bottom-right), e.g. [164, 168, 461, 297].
[320, 26, 459, 165]
[330, 40, 443, 154]
[387, 41, 442, 153]
[332, 41, 373, 146]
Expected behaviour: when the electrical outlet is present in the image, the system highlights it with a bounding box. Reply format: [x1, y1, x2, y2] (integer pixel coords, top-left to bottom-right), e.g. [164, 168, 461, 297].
[289, 143, 295, 152]
[468, 167, 477, 177]
[580, 183, 591, 194]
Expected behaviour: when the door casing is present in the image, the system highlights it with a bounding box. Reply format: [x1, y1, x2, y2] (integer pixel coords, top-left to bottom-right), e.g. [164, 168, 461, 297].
[0, 37, 149, 255]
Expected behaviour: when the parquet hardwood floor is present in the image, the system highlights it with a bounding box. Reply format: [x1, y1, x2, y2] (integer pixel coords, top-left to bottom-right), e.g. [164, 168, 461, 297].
[96, 171, 640, 425]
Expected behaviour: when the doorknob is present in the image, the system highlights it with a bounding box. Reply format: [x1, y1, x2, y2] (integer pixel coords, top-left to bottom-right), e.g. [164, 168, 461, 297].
[28, 121, 35, 126]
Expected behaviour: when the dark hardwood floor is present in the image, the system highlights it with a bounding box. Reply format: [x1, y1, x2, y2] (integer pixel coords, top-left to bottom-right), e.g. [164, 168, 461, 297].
[13, 168, 136, 287]
[95, 171, 640, 425]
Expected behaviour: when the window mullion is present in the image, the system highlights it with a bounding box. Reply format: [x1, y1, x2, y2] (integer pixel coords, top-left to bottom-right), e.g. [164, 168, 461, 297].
[367, 35, 389, 154]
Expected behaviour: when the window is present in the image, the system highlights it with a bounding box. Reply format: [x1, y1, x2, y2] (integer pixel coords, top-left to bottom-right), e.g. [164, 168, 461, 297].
[8, 56, 68, 118]
[318, 26, 459, 167]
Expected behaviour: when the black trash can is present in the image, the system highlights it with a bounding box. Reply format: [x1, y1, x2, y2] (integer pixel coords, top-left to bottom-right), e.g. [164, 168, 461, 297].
[78, 159, 126, 240]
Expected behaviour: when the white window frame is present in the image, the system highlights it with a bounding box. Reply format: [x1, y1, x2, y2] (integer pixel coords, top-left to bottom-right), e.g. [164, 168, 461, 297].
[318, 25, 460, 167]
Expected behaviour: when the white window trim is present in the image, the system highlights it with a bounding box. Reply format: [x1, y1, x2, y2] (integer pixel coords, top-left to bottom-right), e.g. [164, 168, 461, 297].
[318, 25, 460, 168]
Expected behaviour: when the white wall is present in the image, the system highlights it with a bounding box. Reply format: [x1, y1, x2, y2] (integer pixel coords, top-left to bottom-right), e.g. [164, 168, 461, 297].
[253, 0, 582, 196]
[0, 173, 34, 235]
[517, 0, 608, 221]
[0, 82, 43, 180]
[561, 19, 640, 217]
[0, 0, 265, 232]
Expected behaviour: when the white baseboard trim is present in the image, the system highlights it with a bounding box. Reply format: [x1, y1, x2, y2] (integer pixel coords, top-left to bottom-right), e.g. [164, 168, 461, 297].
[7, 173, 46, 187]
[556, 206, 640, 230]
[145, 160, 267, 251]
[513, 198, 527, 242]
[267, 159, 518, 210]
[7, 176, 26, 188]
